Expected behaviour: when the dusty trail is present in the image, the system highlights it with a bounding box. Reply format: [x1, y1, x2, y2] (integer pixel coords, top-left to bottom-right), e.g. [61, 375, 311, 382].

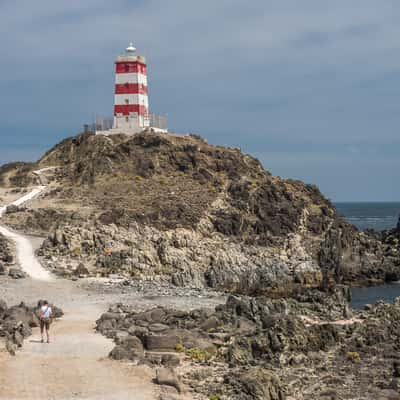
[0, 279, 157, 400]
[0, 183, 158, 399]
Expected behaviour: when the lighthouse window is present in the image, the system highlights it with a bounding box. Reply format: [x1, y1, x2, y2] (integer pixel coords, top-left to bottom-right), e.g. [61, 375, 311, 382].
[124, 64, 129, 72]
[125, 99, 129, 105]
[125, 116, 129, 122]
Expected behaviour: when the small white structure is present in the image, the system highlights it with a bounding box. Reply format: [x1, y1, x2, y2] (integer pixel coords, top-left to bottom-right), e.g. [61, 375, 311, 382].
[96, 43, 167, 135]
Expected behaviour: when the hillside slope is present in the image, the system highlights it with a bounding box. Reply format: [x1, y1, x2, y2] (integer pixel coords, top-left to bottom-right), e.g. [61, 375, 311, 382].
[1, 131, 398, 295]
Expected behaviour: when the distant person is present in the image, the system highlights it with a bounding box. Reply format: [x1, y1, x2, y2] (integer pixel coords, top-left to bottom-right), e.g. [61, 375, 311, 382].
[39, 300, 52, 343]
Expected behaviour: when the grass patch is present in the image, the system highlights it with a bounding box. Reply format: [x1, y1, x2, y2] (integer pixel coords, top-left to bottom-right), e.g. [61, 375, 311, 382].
[186, 347, 212, 362]
[346, 351, 361, 363]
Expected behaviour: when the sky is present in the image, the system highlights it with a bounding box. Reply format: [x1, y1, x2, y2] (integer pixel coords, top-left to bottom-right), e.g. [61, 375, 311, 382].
[0, 0, 399, 201]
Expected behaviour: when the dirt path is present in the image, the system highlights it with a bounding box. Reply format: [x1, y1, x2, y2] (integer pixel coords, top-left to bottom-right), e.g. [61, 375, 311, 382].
[0, 278, 158, 400]
[0, 186, 159, 400]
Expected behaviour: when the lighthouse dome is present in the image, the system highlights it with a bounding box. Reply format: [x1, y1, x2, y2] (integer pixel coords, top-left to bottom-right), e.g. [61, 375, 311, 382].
[125, 43, 136, 53]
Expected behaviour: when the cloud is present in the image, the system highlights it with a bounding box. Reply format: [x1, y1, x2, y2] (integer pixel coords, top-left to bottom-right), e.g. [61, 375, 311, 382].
[0, 0, 399, 200]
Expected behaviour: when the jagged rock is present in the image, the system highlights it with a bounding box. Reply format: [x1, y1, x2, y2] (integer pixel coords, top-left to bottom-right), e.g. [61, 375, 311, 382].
[13, 330, 24, 347]
[226, 368, 285, 400]
[3, 131, 399, 293]
[155, 368, 182, 393]
[0, 262, 6, 275]
[73, 263, 89, 277]
[5, 338, 17, 356]
[4, 302, 39, 328]
[5, 205, 23, 214]
[8, 268, 26, 279]
[0, 300, 7, 316]
[149, 323, 169, 333]
[161, 354, 180, 367]
[144, 335, 180, 352]
[109, 334, 144, 361]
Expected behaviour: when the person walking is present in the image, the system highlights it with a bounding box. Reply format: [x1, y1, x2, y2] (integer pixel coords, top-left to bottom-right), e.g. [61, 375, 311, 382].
[39, 300, 52, 343]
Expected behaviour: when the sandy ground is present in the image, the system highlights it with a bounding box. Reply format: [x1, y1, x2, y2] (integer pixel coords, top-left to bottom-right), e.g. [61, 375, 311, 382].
[0, 185, 222, 399]
[0, 277, 159, 400]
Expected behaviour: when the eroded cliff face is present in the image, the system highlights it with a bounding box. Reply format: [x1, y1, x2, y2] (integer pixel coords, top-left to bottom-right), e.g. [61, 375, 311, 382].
[1, 131, 399, 294]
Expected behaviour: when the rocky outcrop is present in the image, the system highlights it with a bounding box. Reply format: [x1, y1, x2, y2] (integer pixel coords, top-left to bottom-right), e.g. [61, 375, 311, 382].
[0, 162, 35, 188]
[0, 233, 26, 279]
[97, 289, 400, 399]
[2, 131, 400, 293]
[0, 234, 14, 275]
[38, 215, 400, 295]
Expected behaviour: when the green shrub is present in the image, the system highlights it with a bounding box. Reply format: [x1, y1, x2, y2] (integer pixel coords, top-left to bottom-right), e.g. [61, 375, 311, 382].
[175, 343, 185, 353]
[71, 247, 82, 257]
[186, 347, 212, 362]
[347, 351, 360, 363]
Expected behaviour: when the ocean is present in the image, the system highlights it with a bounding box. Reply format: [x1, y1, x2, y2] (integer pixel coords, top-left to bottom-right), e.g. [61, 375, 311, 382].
[334, 202, 400, 231]
[333, 202, 400, 308]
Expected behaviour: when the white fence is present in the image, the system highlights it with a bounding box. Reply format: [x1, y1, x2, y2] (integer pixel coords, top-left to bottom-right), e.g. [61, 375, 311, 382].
[85, 113, 167, 133]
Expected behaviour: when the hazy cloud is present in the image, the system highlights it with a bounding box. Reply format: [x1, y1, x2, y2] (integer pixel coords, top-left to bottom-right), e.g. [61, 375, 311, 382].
[0, 0, 399, 200]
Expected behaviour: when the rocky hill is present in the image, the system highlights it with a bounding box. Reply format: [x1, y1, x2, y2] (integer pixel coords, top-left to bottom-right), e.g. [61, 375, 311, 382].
[1, 130, 399, 295]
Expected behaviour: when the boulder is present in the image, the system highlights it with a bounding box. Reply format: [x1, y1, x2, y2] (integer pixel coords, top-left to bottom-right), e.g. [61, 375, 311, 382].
[227, 367, 285, 400]
[5, 338, 17, 356]
[155, 368, 182, 393]
[96, 319, 115, 337]
[109, 346, 133, 361]
[8, 268, 26, 279]
[4, 303, 39, 327]
[161, 354, 180, 367]
[145, 334, 180, 352]
[148, 323, 169, 333]
[73, 263, 89, 276]
[5, 205, 22, 214]
[0, 300, 7, 316]
[120, 335, 144, 353]
[127, 325, 148, 339]
[109, 335, 144, 361]
[13, 330, 24, 347]
[0, 262, 6, 275]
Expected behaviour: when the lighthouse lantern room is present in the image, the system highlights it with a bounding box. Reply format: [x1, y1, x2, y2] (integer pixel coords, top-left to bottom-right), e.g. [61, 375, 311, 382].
[113, 43, 150, 132]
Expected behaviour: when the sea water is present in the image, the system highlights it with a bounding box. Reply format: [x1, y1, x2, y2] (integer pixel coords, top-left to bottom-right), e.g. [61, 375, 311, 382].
[334, 202, 400, 231]
[334, 202, 400, 308]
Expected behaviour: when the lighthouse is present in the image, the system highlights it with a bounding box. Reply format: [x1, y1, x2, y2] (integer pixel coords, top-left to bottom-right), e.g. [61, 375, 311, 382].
[113, 43, 150, 132]
[95, 43, 167, 135]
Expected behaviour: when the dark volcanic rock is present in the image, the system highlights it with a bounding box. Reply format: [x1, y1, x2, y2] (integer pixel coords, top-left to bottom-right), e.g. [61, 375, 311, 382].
[0, 234, 13, 265]
[4, 131, 398, 292]
[109, 334, 144, 361]
[225, 367, 285, 400]
[5, 205, 24, 214]
[0, 300, 63, 354]
[155, 368, 182, 394]
[97, 287, 400, 399]
[144, 335, 180, 352]
[2, 131, 400, 294]
[8, 268, 26, 279]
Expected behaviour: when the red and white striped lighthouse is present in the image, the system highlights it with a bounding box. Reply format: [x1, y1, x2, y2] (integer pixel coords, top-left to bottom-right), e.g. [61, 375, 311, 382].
[113, 43, 150, 132]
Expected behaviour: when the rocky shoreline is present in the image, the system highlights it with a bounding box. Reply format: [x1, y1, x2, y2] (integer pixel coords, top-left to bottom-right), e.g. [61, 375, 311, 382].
[1, 131, 399, 295]
[0, 131, 400, 399]
[96, 286, 400, 400]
